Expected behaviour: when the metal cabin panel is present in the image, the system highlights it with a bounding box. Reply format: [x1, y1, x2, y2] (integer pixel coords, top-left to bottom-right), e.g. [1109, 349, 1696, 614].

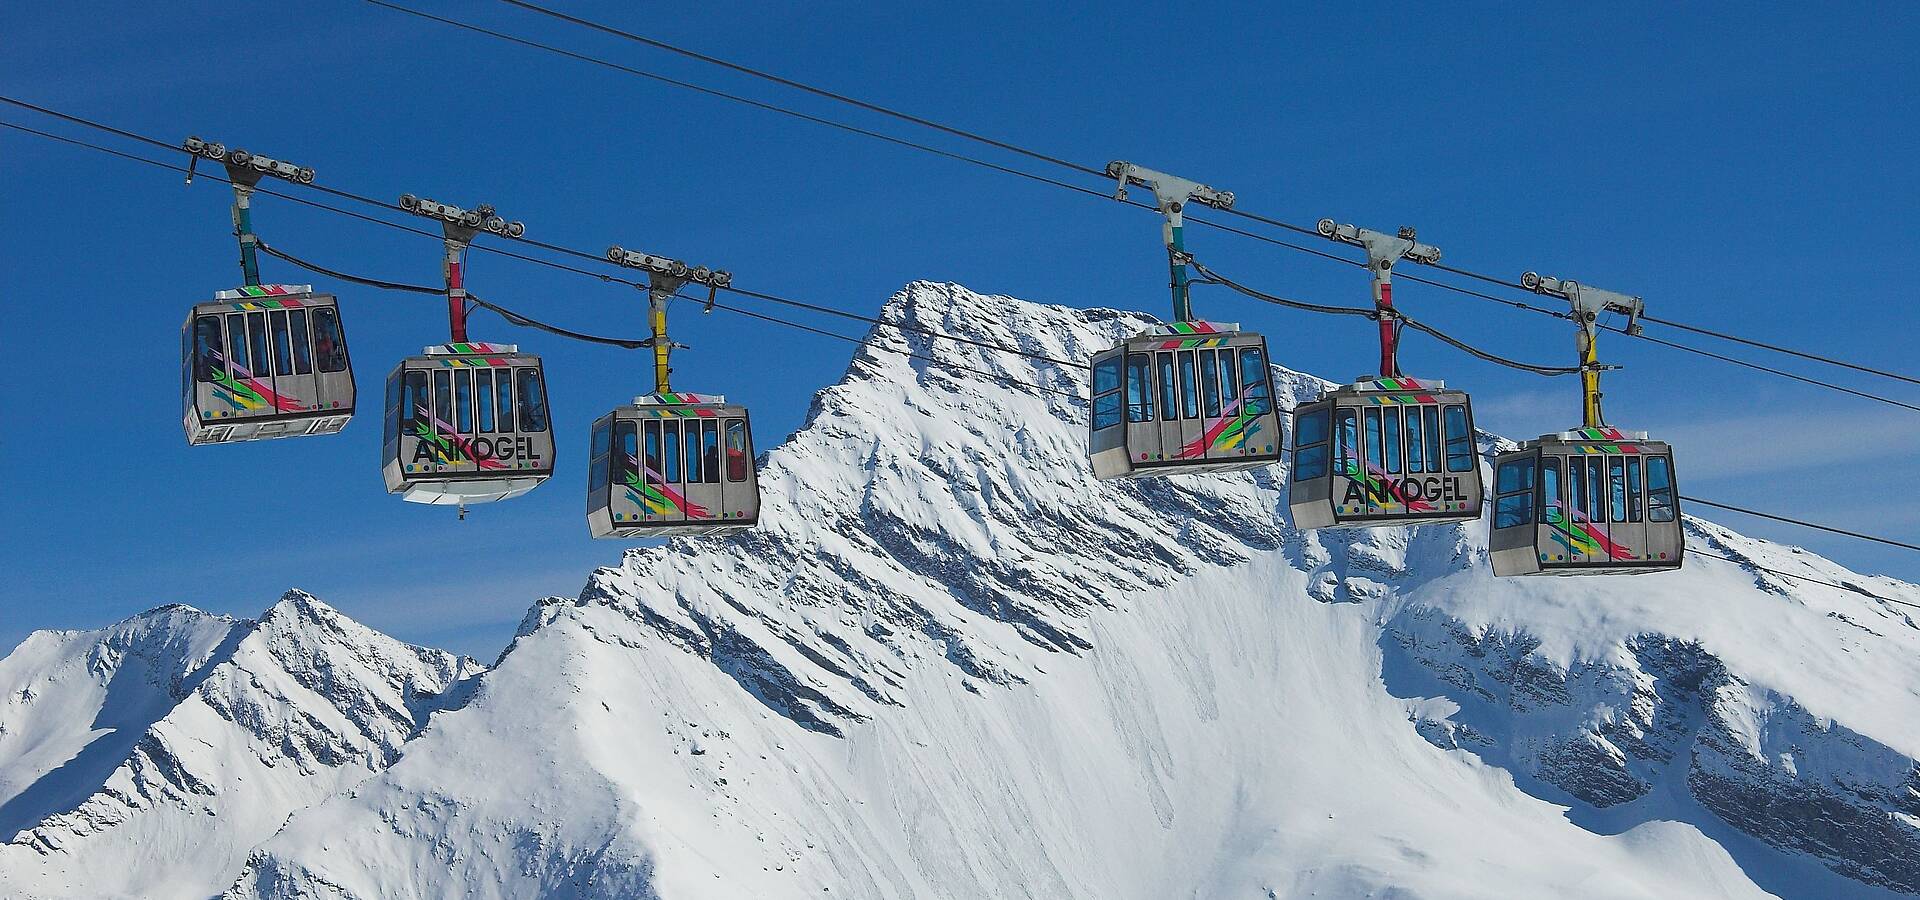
[1285, 399, 1336, 530]
[183, 286, 355, 444]
[385, 343, 553, 505]
[1088, 348, 1133, 479]
[1489, 447, 1542, 576]
[595, 393, 759, 539]
[1292, 377, 1482, 530]
[1089, 324, 1283, 481]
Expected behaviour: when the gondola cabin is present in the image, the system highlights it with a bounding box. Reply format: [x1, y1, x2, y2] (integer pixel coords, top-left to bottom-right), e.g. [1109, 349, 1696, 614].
[1288, 377, 1482, 530]
[588, 393, 759, 538]
[382, 343, 554, 505]
[1489, 428, 1683, 576]
[1089, 322, 1283, 480]
[183, 285, 354, 444]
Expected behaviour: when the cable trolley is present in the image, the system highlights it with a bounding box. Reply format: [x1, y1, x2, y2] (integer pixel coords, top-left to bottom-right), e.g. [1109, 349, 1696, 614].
[1489, 275, 1683, 575]
[1089, 163, 1283, 479]
[380, 196, 553, 508]
[1288, 221, 1484, 529]
[181, 138, 355, 444]
[587, 248, 759, 538]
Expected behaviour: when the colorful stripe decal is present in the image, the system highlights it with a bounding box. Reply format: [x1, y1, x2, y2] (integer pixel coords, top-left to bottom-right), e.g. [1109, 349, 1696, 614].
[228, 298, 306, 311]
[1155, 321, 1231, 350]
[435, 342, 515, 355]
[1544, 503, 1635, 560]
[1572, 426, 1640, 454]
[1176, 385, 1269, 458]
[621, 455, 711, 519]
[207, 351, 301, 413]
[646, 391, 721, 417]
[1363, 393, 1439, 405]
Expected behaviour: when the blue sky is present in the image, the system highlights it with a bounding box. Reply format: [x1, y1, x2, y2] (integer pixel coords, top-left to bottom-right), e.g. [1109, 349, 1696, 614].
[4, 1, 1916, 659]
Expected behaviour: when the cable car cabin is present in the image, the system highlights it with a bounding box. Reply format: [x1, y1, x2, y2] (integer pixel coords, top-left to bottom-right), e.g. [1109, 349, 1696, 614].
[183, 285, 354, 444]
[1288, 377, 1483, 530]
[382, 343, 554, 505]
[588, 392, 759, 539]
[1489, 428, 1683, 576]
[1089, 322, 1283, 480]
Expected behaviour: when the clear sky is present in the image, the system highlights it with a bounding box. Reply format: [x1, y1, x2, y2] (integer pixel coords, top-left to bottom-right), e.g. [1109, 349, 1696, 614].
[4, 1, 1916, 660]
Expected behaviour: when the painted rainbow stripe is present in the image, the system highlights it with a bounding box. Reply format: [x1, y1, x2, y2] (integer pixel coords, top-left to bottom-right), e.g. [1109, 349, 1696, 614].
[622, 456, 711, 519]
[1358, 376, 1435, 392]
[436, 342, 516, 355]
[213, 284, 312, 301]
[1155, 320, 1230, 350]
[207, 351, 301, 413]
[647, 391, 721, 418]
[227, 298, 306, 312]
[1544, 503, 1634, 560]
[1357, 376, 1439, 405]
[1176, 385, 1269, 458]
[1573, 426, 1641, 455]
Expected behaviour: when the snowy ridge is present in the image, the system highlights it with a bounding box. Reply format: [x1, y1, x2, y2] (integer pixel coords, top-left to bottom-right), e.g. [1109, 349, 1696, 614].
[0, 592, 481, 899]
[4, 281, 1918, 898]
[214, 282, 1920, 899]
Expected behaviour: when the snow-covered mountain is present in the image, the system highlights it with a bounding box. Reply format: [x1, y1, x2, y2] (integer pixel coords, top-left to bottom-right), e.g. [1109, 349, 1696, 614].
[0, 592, 481, 899]
[4, 282, 1918, 898]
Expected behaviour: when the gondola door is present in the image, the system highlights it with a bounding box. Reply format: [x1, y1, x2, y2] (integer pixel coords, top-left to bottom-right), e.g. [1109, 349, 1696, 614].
[309, 304, 352, 418]
[613, 419, 649, 525]
[1121, 351, 1157, 465]
[1331, 406, 1362, 520]
[1153, 349, 1181, 462]
[1644, 453, 1683, 564]
[681, 417, 724, 527]
[1359, 406, 1397, 518]
[1171, 349, 1199, 463]
[280, 307, 319, 421]
[641, 419, 671, 526]
[1567, 455, 1607, 566]
[1606, 454, 1647, 566]
[396, 368, 440, 477]
[1538, 455, 1565, 567]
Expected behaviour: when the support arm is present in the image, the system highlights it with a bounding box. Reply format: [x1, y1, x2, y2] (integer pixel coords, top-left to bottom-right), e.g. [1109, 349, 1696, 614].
[396, 194, 526, 342]
[607, 246, 732, 395]
[1317, 219, 1441, 377]
[1521, 272, 1645, 428]
[1107, 161, 1234, 324]
[183, 137, 316, 288]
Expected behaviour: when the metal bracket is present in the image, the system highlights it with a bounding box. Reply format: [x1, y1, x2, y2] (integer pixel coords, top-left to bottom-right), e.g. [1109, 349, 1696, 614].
[1105, 160, 1233, 224]
[398, 195, 525, 246]
[184, 136, 316, 188]
[1316, 219, 1441, 277]
[607, 245, 731, 309]
[1521, 272, 1645, 335]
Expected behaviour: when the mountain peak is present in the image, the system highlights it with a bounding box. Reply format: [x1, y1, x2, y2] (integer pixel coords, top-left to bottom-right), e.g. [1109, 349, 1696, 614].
[258, 588, 343, 631]
[0, 592, 478, 899]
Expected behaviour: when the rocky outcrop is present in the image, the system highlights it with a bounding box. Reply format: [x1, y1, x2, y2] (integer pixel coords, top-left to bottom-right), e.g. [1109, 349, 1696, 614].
[1386, 614, 1920, 893]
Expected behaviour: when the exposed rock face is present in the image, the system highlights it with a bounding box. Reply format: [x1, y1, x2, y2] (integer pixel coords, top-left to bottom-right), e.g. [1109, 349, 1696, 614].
[1383, 576, 1920, 895]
